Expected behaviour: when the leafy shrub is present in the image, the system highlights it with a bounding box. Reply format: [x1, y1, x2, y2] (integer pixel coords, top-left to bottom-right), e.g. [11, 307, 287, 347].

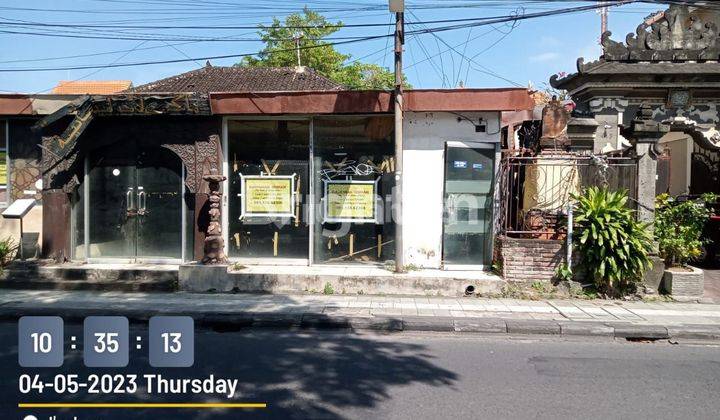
[554, 263, 573, 282]
[572, 187, 653, 294]
[655, 193, 716, 267]
[323, 282, 334, 295]
[0, 236, 17, 266]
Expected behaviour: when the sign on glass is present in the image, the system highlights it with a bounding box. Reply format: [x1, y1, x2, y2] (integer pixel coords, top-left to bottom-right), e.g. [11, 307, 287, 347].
[239, 174, 296, 218]
[324, 180, 378, 223]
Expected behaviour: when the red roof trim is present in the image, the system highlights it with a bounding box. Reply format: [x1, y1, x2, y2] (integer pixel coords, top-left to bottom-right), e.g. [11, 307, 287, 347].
[210, 88, 533, 115]
[0, 94, 33, 115]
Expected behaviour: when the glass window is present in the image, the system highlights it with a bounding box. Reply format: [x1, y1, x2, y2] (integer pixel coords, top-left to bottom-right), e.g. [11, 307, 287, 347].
[313, 116, 395, 265]
[227, 120, 309, 259]
[0, 120, 7, 206]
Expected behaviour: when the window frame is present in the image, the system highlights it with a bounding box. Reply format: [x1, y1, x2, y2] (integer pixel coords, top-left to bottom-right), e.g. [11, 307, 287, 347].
[0, 119, 9, 208]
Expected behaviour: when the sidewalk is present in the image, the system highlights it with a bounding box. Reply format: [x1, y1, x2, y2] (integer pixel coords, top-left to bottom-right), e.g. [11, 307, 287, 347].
[1, 290, 719, 341]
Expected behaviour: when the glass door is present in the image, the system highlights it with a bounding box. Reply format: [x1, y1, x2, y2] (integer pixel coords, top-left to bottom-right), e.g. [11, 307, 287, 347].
[87, 160, 137, 260]
[85, 143, 182, 262]
[136, 147, 183, 261]
[442, 141, 496, 269]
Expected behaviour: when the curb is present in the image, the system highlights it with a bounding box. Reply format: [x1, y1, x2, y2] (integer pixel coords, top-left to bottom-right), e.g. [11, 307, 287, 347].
[1, 306, 719, 342]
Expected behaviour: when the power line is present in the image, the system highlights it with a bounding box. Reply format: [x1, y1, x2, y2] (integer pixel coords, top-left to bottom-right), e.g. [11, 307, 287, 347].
[0, 1, 636, 73]
[0, 5, 634, 32]
[404, 26, 522, 87]
[0, 30, 260, 64]
[0, 33, 392, 72]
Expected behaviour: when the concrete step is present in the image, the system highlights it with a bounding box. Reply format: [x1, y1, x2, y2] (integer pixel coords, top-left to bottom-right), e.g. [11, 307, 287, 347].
[0, 262, 178, 292]
[180, 264, 506, 297]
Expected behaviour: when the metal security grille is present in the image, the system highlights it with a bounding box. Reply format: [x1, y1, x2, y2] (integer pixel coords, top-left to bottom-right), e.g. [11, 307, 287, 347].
[496, 154, 638, 238]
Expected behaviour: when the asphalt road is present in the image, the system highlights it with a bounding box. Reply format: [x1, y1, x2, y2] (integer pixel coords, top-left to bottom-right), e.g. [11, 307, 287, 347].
[2, 322, 719, 420]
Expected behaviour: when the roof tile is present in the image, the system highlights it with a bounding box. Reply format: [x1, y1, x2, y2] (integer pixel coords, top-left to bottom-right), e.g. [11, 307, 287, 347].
[130, 65, 344, 93]
[52, 80, 133, 94]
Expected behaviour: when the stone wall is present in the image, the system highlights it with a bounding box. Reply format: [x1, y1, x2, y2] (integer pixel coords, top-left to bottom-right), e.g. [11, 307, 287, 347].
[499, 236, 565, 282]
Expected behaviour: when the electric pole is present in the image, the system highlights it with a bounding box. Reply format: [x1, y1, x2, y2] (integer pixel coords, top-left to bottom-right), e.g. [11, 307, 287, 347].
[390, 0, 404, 273]
[600, 2, 608, 37]
[293, 32, 303, 67]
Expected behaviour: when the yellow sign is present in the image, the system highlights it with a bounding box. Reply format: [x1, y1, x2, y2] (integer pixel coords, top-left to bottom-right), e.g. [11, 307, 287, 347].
[326, 182, 375, 220]
[0, 151, 6, 185]
[244, 177, 293, 215]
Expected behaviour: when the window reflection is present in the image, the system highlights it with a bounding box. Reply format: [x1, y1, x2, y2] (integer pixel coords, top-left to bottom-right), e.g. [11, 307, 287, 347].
[227, 120, 309, 259]
[313, 116, 395, 265]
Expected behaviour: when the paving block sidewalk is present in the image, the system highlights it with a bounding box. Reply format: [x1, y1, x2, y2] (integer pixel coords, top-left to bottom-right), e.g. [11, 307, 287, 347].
[1, 290, 719, 341]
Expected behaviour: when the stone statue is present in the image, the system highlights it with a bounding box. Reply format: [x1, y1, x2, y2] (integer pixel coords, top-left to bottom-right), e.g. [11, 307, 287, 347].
[202, 168, 227, 264]
[539, 97, 571, 149]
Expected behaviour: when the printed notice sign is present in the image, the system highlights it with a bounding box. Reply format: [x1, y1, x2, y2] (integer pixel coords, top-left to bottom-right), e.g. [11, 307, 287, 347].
[242, 176, 294, 217]
[325, 181, 376, 223]
[0, 151, 6, 184]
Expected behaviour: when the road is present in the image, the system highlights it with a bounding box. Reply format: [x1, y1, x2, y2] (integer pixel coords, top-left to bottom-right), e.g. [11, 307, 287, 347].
[2, 322, 719, 419]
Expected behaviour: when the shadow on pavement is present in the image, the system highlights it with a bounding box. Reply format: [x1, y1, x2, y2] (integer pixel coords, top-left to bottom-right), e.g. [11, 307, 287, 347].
[2, 323, 458, 419]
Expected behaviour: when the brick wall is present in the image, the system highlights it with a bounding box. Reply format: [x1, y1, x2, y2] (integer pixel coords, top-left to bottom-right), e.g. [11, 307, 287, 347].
[499, 236, 566, 282]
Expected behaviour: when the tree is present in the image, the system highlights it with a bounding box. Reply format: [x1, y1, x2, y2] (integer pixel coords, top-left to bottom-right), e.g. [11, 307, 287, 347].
[237, 8, 408, 90]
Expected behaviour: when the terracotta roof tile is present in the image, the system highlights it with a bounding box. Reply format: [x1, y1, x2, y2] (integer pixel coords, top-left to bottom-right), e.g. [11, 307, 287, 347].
[51, 80, 133, 94]
[130, 65, 343, 93]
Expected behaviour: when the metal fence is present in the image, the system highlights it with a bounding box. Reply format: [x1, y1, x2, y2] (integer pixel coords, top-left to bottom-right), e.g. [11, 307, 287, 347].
[496, 154, 638, 238]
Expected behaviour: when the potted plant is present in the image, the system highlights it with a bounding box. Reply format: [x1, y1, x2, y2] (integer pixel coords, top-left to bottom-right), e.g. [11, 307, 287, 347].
[655, 193, 717, 299]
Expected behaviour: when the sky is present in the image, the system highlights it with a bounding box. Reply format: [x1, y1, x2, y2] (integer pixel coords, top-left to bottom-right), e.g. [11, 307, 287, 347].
[0, 1, 675, 94]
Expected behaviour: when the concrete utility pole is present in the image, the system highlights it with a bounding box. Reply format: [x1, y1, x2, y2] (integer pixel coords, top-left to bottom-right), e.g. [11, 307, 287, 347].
[390, 0, 404, 272]
[293, 32, 302, 67]
[599, 2, 609, 36]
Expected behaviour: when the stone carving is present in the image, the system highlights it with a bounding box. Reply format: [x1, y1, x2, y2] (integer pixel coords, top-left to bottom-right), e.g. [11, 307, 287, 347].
[38, 93, 214, 193]
[202, 168, 227, 265]
[40, 137, 82, 193]
[92, 93, 211, 116]
[161, 135, 221, 193]
[631, 105, 668, 139]
[539, 98, 570, 149]
[603, 5, 720, 61]
[601, 31, 629, 61]
[588, 97, 629, 113]
[161, 143, 196, 191]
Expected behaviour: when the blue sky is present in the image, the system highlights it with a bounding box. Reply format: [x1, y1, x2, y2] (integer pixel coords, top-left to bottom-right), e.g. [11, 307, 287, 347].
[0, 1, 670, 93]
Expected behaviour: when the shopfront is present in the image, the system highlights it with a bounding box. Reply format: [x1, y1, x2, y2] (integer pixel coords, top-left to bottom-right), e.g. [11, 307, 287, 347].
[223, 115, 395, 266]
[66, 114, 216, 264]
[33, 88, 533, 271]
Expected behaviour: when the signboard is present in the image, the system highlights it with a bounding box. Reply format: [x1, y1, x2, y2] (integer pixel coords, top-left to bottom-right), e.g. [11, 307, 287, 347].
[2, 198, 35, 219]
[323, 179, 378, 223]
[0, 151, 6, 184]
[240, 174, 295, 219]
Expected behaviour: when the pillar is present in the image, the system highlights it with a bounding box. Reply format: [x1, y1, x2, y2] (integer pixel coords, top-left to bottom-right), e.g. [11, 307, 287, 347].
[41, 189, 71, 261]
[636, 141, 658, 224]
[192, 192, 209, 262]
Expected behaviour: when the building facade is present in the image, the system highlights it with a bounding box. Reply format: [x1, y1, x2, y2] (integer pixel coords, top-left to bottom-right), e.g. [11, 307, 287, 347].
[1, 82, 533, 275]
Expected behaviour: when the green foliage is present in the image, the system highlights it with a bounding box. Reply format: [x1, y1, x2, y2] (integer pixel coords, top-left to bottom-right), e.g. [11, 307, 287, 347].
[531, 281, 545, 292]
[229, 262, 247, 271]
[572, 187, 653, 294]
[236, 8, 408, 90]
[323, 282, 334, 295]
[655, 193, 716, 267]
[491, 260, 503, 276]
[332, 62, 399, 90]
[0, 236, 17, 266]
[554, 263, 573, 282]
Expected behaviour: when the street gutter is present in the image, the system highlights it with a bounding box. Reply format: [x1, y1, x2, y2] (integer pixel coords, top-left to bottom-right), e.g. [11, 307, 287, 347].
[2, 306, 719, 343]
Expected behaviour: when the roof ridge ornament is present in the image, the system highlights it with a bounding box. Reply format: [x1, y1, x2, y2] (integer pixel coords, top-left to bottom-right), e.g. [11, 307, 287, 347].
[601, 4, 719, 62]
